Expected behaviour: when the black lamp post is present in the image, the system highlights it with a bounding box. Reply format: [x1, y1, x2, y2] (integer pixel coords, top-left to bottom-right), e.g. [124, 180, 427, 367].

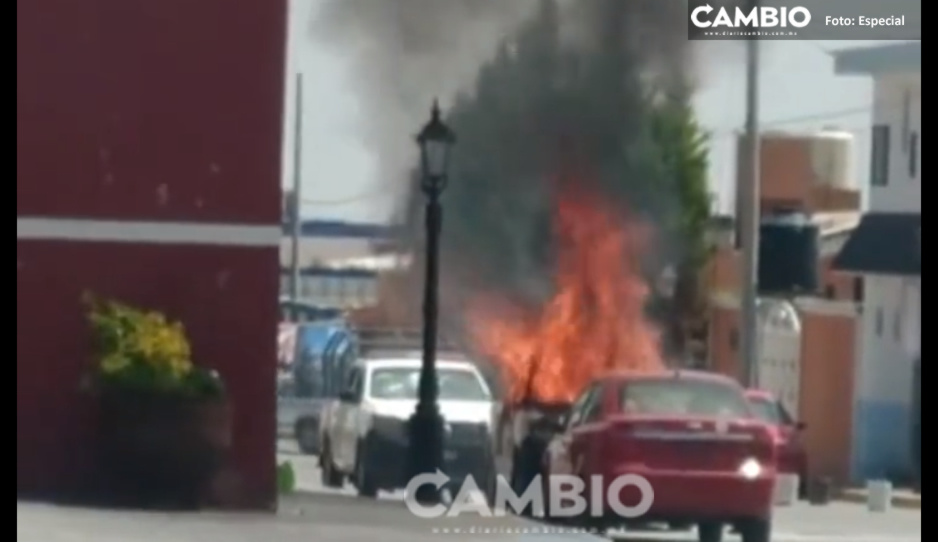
[407, 100, 456, 503]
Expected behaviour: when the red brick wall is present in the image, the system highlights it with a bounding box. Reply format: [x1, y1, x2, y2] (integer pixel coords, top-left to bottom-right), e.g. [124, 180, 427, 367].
[17, 0, 287, 509]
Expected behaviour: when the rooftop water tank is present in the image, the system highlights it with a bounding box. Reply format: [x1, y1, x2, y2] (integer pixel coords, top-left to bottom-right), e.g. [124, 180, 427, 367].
[758, 210, 820, 295]
[807, 130, 855, 190]
[754, 130, 856, 197]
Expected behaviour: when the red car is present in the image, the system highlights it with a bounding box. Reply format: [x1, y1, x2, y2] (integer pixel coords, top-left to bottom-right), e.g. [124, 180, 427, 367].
[744, 389, 808, 492]
[542, 370, 775, 542]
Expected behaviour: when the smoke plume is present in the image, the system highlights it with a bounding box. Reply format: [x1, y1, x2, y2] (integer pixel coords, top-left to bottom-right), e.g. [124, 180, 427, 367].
[311, 0, 541, 211]
[312, 0, 701, 335]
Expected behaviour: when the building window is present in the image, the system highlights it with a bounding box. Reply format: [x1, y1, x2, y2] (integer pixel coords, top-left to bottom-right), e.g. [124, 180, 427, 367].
[875, 307, 885, 336]
[909, 131, 918, 179]
[825, 284, 836, 299]
[852, 277, 865, 302]
[901, 90, 911, 150]
[892, 309, 903, 342]
[321, 277, 334, 297]
[871, 124, 891, 186]
[354, 279, 369, 304]
[338, 279, 351, 303]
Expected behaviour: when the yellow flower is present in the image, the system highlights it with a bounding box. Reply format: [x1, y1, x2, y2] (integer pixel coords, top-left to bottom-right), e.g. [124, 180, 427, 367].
[101, 353, 130, 374]
[87, 297, 197, 384]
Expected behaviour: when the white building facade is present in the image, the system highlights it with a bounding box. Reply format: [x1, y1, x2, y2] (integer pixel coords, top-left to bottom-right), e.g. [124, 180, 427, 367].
[832, 42, 921, 483]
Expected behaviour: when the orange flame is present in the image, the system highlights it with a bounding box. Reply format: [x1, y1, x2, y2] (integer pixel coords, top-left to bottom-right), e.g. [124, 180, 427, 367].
[466, 182, 665, 404]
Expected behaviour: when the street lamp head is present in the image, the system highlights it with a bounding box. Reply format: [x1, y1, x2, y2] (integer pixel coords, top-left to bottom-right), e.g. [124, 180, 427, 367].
[416, 100, 456, 194]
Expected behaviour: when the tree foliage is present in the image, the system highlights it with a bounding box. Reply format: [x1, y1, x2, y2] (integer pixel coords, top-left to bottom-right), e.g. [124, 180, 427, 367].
[647, 94, 712, 358]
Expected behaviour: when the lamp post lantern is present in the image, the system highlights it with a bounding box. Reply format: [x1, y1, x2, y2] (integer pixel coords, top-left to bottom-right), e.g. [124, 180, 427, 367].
[408, 100, 456, 503]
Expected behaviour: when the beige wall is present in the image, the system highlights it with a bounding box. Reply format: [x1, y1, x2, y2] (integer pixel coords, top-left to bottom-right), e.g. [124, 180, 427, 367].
[735, 134, 861, 214]
[707, 240, 860, 485]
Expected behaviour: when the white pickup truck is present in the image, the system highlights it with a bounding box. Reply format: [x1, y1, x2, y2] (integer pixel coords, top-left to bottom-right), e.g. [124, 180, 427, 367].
[318, 353, 497, 497]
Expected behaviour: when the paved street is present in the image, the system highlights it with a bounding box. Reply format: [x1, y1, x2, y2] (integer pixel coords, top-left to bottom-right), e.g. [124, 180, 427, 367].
[277, 439, 921, 542]
[14, 440, 922, 542]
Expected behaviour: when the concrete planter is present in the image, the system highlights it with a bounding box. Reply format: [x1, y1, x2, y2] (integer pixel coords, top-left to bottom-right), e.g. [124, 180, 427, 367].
[97, 388, 232, 509]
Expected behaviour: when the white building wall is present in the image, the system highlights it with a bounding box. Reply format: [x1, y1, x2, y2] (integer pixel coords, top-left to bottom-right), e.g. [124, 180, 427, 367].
[858, 275, 918, 403]
[835, 42, 921, 482]
[279, 237, 377, 266]
[853, 273, 918, 479]
[868, 73, 921, 213]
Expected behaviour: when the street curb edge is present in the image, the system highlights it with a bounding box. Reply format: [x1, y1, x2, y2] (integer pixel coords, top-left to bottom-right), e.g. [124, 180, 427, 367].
[836, 492, 922, 510]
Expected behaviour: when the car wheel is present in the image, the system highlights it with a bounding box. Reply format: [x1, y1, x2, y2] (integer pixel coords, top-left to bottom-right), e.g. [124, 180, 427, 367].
[354, 443, 378, 498]
[319, 439, 344, 489]
[295, 419, 319, 455]
[738, 517, 771, 542]
[697, 521, 724, 542]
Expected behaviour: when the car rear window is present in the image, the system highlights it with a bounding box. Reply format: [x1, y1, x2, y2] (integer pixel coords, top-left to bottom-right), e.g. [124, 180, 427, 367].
[620, 378, 751, 417]
[748, 397, 782, 424]
[748, 396, 794, 425]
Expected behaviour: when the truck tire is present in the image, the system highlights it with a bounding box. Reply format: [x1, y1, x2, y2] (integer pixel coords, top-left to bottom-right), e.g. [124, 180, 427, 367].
[295, 418, 319, 455]
[353, 440, 378, 498]
[319, 438, 344, 489]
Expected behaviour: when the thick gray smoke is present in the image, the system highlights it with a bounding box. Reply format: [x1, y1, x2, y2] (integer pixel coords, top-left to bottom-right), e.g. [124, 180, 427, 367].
[311, 0, 541, 214]
[312, 0, 693, 214]
[312, 0, 700, 333]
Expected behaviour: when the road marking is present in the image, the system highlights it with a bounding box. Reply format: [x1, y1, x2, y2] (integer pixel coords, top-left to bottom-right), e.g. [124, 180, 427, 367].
[16, 217, 281, 246]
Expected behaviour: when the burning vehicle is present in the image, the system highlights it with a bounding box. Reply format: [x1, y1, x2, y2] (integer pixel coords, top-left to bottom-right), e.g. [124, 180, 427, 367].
[320, 0, 734, 529]
[460, 186, 776, 541]
[466, 183, 668, 503]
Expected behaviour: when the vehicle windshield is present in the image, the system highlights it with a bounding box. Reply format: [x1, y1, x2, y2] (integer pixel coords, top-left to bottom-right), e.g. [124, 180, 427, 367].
[369, 366, 491, 401]
[620, 378, 751, 418]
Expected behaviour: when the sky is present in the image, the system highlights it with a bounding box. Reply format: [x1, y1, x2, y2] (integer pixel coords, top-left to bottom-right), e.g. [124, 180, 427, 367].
[281, 0, 885, 224]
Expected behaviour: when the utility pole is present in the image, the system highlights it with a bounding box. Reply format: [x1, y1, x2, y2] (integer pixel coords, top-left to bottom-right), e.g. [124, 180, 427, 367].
[739, 0, 762, 388]
[288, 73, 304, 322]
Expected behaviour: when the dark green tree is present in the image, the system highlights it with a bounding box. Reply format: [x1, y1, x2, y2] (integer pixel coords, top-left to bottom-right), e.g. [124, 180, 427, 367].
[647, 92, 713, 360]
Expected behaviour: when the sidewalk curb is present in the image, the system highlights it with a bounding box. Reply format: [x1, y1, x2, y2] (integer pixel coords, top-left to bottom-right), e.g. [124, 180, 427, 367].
[837, 491, 922, 510]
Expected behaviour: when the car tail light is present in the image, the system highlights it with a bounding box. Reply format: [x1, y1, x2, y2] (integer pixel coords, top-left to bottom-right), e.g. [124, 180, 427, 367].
[737, 457, 763, 480]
